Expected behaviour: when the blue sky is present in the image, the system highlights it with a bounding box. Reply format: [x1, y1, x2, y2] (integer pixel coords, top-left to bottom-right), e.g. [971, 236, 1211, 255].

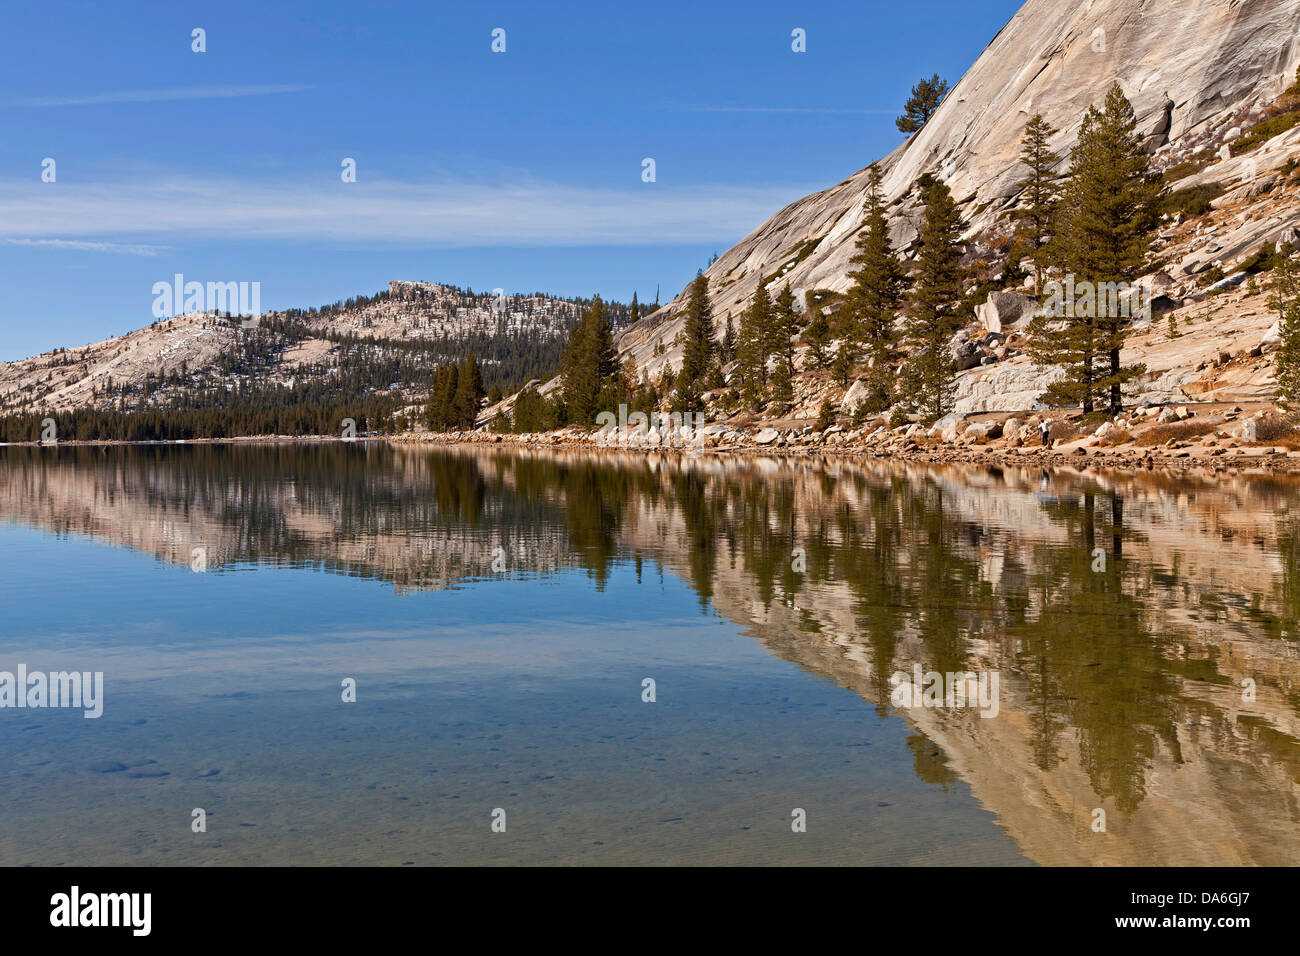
[0, 0, 1023, 360]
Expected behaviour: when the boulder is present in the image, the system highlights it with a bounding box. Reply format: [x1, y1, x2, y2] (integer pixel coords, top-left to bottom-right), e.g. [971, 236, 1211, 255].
[1205, 272, 1249, 294]
[1145, 272, 1177, 293]
[1150, 294, 1181, 316]
[840, 379, 868, 413]
[930, 412, 961, 437]
[754, 428, 780, 445]
[889, 217, 921, 252]
[975, 291, 1039, 334]
[949, 337, 983, 372]
[1260, 321, 1281, 351]
[965, 421, 1003, 441]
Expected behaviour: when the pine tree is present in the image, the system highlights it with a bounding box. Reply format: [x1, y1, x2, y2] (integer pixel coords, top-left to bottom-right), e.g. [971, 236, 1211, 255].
[769, 283, 800, 413]
[561, 297, 618, 426]
[426, 365, 447, 429]
[1025, 292, 1101, 412]
[737, 282, 773, 408]
[675, 272, 716, 412]
[773, 283, 800, 369]
[832, 343, 855, 388]
[453, 353, 484, 429]
[1011, 114, 1063, 293]
[896, 74, 950, 134]
[720, 316, 737, 365]
[770, 353, 794, 414]
[1272, 251, 1300, 411]
[803, 310, 831, 370]
[511, 387, 546, 432]
[845, 164, 906, 410]
[902, 177, 966, 423]
[1028, 82, 1158, 416]
[434, 362, 459, 429]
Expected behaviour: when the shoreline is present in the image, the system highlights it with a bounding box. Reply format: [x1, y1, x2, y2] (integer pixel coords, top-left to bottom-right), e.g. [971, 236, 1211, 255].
[389, 426, 1300, 474]
[7, 425, 1300, 474]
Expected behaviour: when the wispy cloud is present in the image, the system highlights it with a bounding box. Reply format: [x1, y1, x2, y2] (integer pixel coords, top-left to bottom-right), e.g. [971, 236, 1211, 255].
[1, 238, 163, 256]
[667, 105, 896, 115]
[7, 84, 314, 108]
[0, 175, 812, 247]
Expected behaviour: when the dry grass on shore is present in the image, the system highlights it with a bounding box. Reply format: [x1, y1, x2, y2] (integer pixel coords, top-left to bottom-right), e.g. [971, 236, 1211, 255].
[1135, 420, 1219, 446]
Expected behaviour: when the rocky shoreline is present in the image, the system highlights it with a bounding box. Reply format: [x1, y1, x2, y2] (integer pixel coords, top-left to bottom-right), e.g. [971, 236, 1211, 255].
[390, 402, 1300, 474]
[11, 402, 1300, 475]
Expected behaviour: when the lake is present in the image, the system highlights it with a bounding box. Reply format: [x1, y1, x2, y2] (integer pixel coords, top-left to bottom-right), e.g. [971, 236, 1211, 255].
[0, 443, 1296, 865]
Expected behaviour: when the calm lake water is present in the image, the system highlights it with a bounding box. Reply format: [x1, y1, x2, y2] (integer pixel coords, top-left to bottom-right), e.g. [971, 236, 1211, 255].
[0, 443, 1296, 866]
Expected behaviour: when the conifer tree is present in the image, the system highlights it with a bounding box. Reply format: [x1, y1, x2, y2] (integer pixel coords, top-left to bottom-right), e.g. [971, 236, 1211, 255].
[1011, 114, 1062, 293]
[737, 282, 773, 408]
[426, 365, 447, 430]
[720, 315, 737, 365]
[453, 353, 485, 429]
[511, 387, 546, 432]
[896, 74, 950, 134]
[1272, 251, 1300, 411]
[675, 272, 716, 413]
[433, 362, 459, 430]
[902, 177, 966, 423]
[561, 297, 618, 427]
[774, 284, 800, 366]
[770, 353, 794, 414]
[543, 392, 567, 430]
[846, 164, 906, 410]
[1028, 82, 1158, 416]
[832, 342, 855, 388]
[803, 310, 831, 370]
[770, 283, 800, 413]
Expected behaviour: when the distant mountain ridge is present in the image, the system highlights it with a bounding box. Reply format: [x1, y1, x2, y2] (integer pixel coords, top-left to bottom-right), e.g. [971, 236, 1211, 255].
[0, 281, 633, 420]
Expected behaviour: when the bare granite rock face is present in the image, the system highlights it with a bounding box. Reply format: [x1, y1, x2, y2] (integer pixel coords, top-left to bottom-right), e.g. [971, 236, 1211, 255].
[617, 0, 1300, 379]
